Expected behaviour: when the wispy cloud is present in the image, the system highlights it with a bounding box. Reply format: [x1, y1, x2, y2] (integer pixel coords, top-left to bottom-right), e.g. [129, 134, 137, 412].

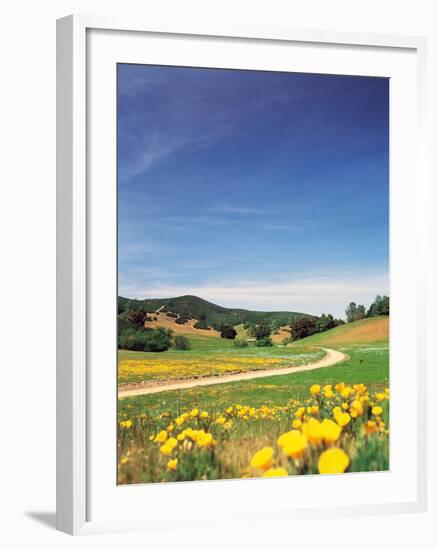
[117, 65, 316, 181]
[263, 223, 299, 231]
[118, 135, 183, 181]
[208, 205, 266, 216]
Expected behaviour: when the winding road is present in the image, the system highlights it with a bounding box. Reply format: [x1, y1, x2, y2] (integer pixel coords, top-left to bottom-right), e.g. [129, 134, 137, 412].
[118, 347, 346, 398]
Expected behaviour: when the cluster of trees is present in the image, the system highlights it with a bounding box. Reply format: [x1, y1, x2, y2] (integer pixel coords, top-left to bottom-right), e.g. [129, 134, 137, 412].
[118, 326, 175, 352]
[290, 314, 344, 341]
[245, 323, 273, 347]
[219, 321, 273, 346]
[345, 295, 390, 323]
[118, 324, 191, 352]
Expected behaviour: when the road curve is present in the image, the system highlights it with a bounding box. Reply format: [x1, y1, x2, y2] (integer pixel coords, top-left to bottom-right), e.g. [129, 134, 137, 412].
[118, 347, 346, 398]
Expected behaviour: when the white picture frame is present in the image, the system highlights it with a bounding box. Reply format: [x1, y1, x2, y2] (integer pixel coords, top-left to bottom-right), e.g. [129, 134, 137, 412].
[56, 14, 428, 535]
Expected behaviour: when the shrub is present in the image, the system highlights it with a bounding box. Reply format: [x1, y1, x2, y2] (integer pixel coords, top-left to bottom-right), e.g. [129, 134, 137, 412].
[118, 327, 173, 352]
[143, 327, 174, 352]
[166, 312, 178, 318]
[220, 324, 237, 339]
[194, 321, 211, 330]
[175, 317, 188, 325]
[173, 335, 191, 350]
[118, 328, 151, 351]
[255, 337, 273, 347]
[234, 337, 248, 348]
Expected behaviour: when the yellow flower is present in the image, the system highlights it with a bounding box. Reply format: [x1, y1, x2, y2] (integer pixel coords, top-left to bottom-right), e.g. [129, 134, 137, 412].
[155, 430, 168, 443]
[200, 411, 209, 418]
[250, 447, 274, 470]
[190, 408, 199, 417]
[341, 402, 349, 410]
[120, 456, 129, 465]
[321, 419, 342, 443]
[353, 383, 367, 395]
[226, 406, 233, 414]
[291, 418, 302, 429]
[302, 418, 323, 446]
[364, 420, 379, 435]
[294, 406, 305, 418]
[372, 406, 383, 416]
[310, 384, 321, 395]
[318, 448, 350, 474]
[335, 383, 345, 393]
[166, 437, 178, 449]
[167, 458, 178, 471]
[278, 430, 308, 459]
[215, 416, 226, 425]
[341, 386, 354, 399]
[160, 443, 173, 456]
[350, 400, 364, 417]
[119, 420, 132, 429]
[263, 467, 288, 478]
[195, 431, 216, 447]
[334, 411, 351, 427]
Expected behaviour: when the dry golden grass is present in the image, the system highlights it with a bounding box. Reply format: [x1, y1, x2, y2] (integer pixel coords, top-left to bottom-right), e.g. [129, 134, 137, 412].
[321, 317, 388, 344]
[302, 317, 389, 346]
[271, 326, 292, 343]
[144, 311, 220, 337]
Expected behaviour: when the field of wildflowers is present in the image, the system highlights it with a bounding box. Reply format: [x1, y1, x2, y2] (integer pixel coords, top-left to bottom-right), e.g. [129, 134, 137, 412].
[118, 381, 389, 484]
[118, 345, 325, 384]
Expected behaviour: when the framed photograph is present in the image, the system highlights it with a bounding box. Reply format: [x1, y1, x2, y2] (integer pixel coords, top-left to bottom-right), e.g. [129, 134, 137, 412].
[57, 15, 427, 535]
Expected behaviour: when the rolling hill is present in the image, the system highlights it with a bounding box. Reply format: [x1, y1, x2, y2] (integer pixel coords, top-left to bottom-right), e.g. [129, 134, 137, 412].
[118, 294, 313, 329]
[295, 316, 389, 346]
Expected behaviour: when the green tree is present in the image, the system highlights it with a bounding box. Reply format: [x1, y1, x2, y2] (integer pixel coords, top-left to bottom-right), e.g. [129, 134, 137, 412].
[254, 324, 271, 340]
[345, 302, 366, 323]
[290, 317, 318, 340]
[367, 295, 390, 317]
[220, 324, 237, 339]
[126, 309, 147, 328]
[173, 335, 191, 350]
[143, 327, 173, 352]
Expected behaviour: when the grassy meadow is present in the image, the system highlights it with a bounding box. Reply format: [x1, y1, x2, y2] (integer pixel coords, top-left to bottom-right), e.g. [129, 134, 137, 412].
[117, 316, 389, 484]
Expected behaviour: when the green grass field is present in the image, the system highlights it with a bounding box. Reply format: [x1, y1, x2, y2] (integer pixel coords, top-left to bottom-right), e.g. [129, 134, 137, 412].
[119, 344, 388, 414]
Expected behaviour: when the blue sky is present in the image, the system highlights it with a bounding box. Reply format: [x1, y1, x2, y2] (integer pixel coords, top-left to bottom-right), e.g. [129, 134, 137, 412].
[118, 64, 389, 318]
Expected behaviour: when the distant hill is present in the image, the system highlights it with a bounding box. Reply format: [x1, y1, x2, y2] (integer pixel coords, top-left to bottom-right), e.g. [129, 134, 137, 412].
[118, 294, 313, 329]
[296, 316, 389, 346]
